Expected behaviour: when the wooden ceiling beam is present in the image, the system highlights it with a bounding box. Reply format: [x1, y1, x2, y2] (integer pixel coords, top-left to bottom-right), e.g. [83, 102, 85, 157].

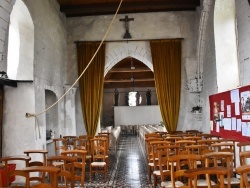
[59, 0, 200, 17]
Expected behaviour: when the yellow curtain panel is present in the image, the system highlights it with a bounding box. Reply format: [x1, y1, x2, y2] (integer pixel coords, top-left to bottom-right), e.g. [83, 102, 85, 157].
[77, 42, 105, 136]
[150, 39, 181, 132]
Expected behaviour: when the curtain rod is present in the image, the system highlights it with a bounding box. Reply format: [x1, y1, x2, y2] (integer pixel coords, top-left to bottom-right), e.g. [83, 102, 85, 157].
[74, 38, 184, 44]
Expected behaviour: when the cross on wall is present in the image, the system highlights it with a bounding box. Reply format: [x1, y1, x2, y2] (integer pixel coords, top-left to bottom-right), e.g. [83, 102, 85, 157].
[119, 15, 134, 39]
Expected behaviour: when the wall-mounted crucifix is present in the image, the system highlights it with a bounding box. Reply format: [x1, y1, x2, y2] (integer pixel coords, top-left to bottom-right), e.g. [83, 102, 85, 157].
[119, 15, 134, 39]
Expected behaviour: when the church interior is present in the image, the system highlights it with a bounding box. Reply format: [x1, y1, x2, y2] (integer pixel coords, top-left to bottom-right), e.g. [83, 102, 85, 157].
[0, 0, 250, 187]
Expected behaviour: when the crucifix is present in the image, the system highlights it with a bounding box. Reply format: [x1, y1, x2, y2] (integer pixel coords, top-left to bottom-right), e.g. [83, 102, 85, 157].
[119, 15, 134, 39]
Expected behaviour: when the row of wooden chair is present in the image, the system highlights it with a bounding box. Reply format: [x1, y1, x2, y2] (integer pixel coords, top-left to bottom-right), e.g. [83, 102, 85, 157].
[0, 133, 111, 187]
[144, 132, 245, 188]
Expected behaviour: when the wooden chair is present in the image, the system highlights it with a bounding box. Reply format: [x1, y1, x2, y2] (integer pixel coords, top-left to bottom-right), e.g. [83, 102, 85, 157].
[23, 166, 60, 188]
[203, 152, 240, 188]
[89, 138, 107, 181]
[163, 136, 182, 144]
[197, 139, 218, 150]
[73, 137, 92, 168]
[237, 142, 250, 155]
[1, 155, 31, 187]
[61, 150, 87, 187]
[150, 141, 171, 188]
[168, 130, 183, 135]
[235, 164, 250, 188]
[197, 133, 221, 140]
[63, 136, 77, 150]
[211, 141, 236, 169]
[47, 155, 77, 188]
[175, 140, 196, 154]
[154, 144, 180, 188]
[185, 130, 202, 136]
[145, 137, 163, 181]
[238, 151, 250, 185]
[53, 138, 68, 156]
[23, 150, 48, 183]
[160, 154, 202, 188]
[145, 133, 161, 139]
[184, 166, 228, 188]
[77, 135, 94, 164]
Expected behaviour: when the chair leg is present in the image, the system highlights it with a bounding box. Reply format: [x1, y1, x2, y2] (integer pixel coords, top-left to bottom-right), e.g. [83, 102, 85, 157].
[153, 174, 157, 188]
[148, 165, 152, 181]
[90, 165, 92, 181]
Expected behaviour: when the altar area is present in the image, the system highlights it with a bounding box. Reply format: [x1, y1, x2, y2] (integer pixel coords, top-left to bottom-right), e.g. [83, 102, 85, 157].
[114, 105, 162, 127]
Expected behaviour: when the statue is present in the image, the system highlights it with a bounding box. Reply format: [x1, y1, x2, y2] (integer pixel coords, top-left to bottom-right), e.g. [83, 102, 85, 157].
[114, 89, 119, 106]
[146, 89, 151, 105]
[125, 92, 129, 106]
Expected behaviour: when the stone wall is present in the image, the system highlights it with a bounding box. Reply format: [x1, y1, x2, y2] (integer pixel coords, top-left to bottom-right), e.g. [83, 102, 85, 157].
[1, 0, 68, 166]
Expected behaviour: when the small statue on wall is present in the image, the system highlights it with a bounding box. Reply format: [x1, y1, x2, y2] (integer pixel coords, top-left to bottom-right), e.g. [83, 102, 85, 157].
[125, 92, 129, 106]
[114, 88, 119, 106]
[146, 89, 151, 105]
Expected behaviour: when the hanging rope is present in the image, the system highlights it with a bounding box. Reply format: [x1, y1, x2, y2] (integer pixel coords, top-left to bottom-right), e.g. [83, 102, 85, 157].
[26, 0, 123, 119]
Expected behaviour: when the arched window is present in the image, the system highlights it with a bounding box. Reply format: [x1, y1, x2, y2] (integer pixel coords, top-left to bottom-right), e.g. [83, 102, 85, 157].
[7, 0, 34, 80]
[214, 0, 239, 92]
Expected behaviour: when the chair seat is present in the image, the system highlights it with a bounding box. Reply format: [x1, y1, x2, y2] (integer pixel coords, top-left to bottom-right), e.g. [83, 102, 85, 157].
[161, 180, 184, 188]
[148, 162, 154, 167]
[153, 169, 169, 176]
[91, 162, 106, 166]
[219, 177, 240, 184]
[193, 179, 216, 186]
[52, 161, 64, 166]
[86, 155, 92, 159]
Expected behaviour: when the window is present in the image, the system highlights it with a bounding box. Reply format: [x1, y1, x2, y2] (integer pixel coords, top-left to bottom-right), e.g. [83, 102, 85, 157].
[7, 0, 34, 80]
[214, 0, 239, 92]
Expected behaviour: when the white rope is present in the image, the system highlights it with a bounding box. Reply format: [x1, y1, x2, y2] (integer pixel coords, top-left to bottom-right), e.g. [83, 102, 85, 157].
[26, 0, 123, 119]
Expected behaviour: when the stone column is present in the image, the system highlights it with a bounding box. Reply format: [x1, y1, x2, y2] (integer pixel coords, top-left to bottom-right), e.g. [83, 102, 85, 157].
[64, 85, 77, 136]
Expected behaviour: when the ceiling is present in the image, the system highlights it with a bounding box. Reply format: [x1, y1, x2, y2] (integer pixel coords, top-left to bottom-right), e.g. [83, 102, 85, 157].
[57, 0, 200, 89]
[57, 0, 200, 17]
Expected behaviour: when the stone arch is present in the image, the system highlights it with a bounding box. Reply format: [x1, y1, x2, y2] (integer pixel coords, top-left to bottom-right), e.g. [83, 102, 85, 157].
[7, 0, 34, 80]
[105, 41, 153, 75]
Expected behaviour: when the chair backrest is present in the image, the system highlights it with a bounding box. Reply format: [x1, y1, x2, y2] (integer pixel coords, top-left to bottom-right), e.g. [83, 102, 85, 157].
[168, 154, 202, 188]
[73, 138, 88, 150]
[237, 142, 250, 153]
[23, 166, 60, 188]
[150, 141, 170, 170]
[23, 150, 48, 182]
[61, 150, 87, 187]
[184, 166, 228, 188]
[53, 138, 68, 155]
[235, 164, 250, 188]
[197, 133, 221, 140]
[1, 155, 31, 187]
[90, 138, 107, 162]
[239, 151, 250, 166]
[156, 145, 180, 182]
[47, 155, 77, 188]
[95, 135, 110, 154]
[211, 142, 236, 168]
[203, 151, 234, 187]
[145, 137, 163, 161]
[175, 140, 196, 154]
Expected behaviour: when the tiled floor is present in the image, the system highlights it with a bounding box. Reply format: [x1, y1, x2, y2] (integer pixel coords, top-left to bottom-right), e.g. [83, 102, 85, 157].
[84, 134, 154, 188]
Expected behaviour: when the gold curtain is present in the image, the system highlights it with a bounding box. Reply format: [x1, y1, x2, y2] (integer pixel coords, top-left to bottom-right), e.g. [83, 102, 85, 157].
[150, 39, 181, 132]
[77, 42, 105, 136]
